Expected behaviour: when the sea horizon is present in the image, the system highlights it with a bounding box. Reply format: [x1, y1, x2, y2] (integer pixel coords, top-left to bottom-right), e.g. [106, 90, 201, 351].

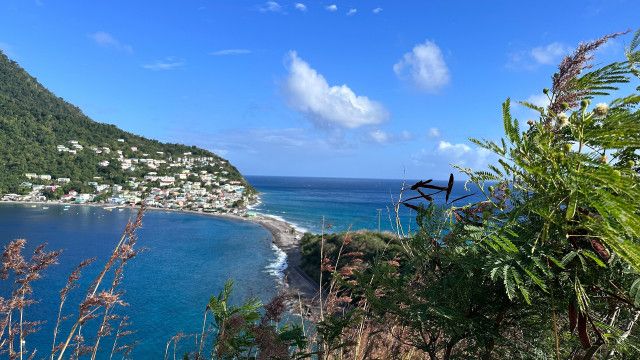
[2, 3, 637, 357]
[245, 173, 451, 182]
[4, 174, 448, 357]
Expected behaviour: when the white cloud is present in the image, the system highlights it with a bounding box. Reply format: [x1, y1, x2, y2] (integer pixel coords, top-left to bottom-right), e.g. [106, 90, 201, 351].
[369, 129, 389, 143]
[438, 141, 493, 168]
[210, 49, 252, 56]
[294, 3, 307, 11]
[259, 1, 282, 13]
[510, 93, 550, 113]
[372, 7, 383, 14]
[510, 93, 550, 119]
[347, 8, 357, 16]
[394, 40, 450, 93]
[325, 4, 337, 12]
[531, 42, 571, 65]
[88, 31, 133, 53]
[412, 140, 494, 170]
[508, 42, 571, 70]
[526, 93, 550, 108]
[428, 127, 441, 138]
[438, 141, 471, 156]
[284, 51, 388, 129]
[142, 57, 184, 71]
[367, 129, 413, 144]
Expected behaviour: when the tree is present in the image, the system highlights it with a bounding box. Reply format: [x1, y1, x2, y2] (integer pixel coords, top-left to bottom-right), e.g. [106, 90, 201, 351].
[457, 30, 640, 358]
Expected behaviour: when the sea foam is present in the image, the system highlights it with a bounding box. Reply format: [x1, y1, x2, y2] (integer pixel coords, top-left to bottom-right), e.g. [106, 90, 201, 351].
[265, 243, 288, 282]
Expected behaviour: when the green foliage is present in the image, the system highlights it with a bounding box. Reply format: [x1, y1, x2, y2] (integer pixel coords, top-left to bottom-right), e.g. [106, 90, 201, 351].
[42, 187, 63, 200]
[0, 50, 254, 194]
[455, 29, 640, 358]
[346, 202, 545, 358]
[299, 231, 403, 283]
[180, 29, 640, 360]
[288, 29, 640, 359]
[204, 280, 307, 360]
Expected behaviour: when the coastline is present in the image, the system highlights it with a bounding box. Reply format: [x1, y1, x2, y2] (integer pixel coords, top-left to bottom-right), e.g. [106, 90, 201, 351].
[0, 200, 318, 301]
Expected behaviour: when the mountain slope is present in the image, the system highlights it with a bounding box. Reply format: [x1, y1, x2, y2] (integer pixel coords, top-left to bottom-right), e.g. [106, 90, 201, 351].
[0, 50, 252, 195]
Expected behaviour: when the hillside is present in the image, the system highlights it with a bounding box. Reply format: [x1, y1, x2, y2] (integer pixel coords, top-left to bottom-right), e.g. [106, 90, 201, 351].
[0, 50, 254, 201]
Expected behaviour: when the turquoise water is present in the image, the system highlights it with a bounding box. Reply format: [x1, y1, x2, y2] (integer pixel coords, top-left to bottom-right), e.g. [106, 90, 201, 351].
[0, 204, 280, 358]
[247, 175, 480, 234]
[0, 176, 480, 357]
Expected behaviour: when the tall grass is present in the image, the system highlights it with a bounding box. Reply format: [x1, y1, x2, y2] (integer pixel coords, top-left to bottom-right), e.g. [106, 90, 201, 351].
[0, 206, 144, 359]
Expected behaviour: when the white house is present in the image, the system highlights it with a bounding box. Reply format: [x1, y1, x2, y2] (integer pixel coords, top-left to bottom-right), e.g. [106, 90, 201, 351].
[159, 176, 176, 187]
[95, 184, 110, 192]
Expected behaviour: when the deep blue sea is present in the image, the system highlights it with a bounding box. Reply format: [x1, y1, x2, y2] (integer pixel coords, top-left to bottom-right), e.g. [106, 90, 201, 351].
[0, 176, 479, 358]
[0, 204, 280, 358]
[246, 175, 479, 234]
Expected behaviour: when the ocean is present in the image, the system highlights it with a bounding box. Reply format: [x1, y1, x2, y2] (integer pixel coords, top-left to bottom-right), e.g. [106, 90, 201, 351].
[0, 204, 280, 358]
[0, 176, 480, 357]
[247, 175, 479, 234]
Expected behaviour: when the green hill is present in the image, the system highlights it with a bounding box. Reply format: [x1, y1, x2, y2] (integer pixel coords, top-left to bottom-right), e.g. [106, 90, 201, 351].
[0, 50, 253, 195]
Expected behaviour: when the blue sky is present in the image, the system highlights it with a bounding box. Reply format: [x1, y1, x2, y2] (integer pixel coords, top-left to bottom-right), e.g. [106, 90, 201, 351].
[0, 1, 638, 179]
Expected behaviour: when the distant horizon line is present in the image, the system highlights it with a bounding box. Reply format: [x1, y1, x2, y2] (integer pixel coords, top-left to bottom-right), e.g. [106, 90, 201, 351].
[244, 174, 458, 182]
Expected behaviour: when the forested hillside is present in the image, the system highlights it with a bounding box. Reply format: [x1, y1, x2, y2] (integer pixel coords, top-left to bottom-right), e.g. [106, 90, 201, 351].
[0, 50, 250, 194]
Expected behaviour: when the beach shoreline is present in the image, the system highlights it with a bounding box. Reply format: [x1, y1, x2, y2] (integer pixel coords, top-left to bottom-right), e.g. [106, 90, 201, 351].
[0, 200, 318, 301]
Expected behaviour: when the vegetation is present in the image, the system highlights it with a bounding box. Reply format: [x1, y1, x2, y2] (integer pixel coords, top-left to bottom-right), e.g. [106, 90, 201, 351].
[195, 29, 640, 359]
[196, 282, 307, 360]
[299, 231, 403, 283]
[0, 50, 253, 194]
[0, 208, 144, 360]
[1, 29, 639, 359]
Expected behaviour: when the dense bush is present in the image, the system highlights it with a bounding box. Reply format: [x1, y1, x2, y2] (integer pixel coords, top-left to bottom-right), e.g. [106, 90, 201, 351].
[299, 231, 403, 283]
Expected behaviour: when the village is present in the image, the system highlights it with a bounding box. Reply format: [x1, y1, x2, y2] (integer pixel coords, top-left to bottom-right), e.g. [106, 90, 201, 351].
[1, 138, 254, 214]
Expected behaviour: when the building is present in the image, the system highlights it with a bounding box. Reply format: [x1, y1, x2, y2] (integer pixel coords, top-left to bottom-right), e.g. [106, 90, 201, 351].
[159, 176, 176, 187]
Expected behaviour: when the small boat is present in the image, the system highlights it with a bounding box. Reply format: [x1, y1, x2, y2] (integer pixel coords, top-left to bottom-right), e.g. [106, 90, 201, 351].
[42, 206, 49, 210]
[104, 206, 116, 211]
[30, 204, 37, 208]
[118, 208, 125, 212]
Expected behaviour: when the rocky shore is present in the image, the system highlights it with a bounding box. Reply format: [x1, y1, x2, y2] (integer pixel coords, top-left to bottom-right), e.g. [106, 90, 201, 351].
[251, 216, 318, 299]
